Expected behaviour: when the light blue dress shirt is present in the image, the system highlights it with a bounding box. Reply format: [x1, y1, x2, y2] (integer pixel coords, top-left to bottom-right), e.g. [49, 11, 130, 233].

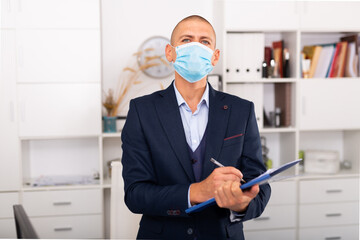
[174, 82, 209, 152]
[173, 82, 242, 222]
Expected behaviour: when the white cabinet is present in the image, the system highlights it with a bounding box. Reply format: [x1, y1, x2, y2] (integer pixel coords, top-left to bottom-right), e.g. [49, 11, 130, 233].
[18, 83, 101, 137]
[299, 177, 359, 240]
[226, 83, 263, 129]
[0, 29, 20, 190]
[224, 1, 300, 30]
[245, 229, 296, 240]
[0, 192, 19, 218]
[300, 1, 360, 31]
[299, 225, 359, 240]
[23, 189, 102, 217]
[31, 214, 102, 239]
[0, 192, 19, 238]
[0, 218, 17, 238]
[16, 29, 100, 83]
[299, 79, 360, 130]
[14, 0, 100, 29]
[0, 0, 16, 28]
[300, 178, 359, 204]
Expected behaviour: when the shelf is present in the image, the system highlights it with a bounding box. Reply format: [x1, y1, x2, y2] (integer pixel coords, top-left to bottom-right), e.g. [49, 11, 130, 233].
[298, 170, 359, 180]
[102, 132, 122, 138]
[226, 78, 297, 83]
[21, 184, 101, 192]
[260, 127, 297, 134]
[19, 134, 100, 140]
[102, 178, 111, 189]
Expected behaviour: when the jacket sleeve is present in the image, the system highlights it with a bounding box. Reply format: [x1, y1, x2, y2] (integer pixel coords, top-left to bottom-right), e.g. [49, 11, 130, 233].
[121, 100, 190, 217]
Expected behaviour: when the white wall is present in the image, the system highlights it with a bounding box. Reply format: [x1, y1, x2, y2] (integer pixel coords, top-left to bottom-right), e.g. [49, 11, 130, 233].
[101, 0, 223, 115]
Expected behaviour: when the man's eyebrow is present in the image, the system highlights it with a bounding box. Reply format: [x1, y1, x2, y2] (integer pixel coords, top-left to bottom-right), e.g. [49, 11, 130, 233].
[178, 34, 194, 39]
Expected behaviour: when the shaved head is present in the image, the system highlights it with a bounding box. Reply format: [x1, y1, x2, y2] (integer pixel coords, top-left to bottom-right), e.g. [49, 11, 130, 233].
[170, 15, 216, 47]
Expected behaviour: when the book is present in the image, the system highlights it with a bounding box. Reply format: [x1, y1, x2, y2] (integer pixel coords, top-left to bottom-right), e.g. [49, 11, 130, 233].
[313, 44, 336, 78]
[275, 83, 292, 127]
[272, 40, 284, 78]
[340, 34, 359, 77]
[308, 46, 322, 78]
[329, 41, 348, 78]
[185, 159, 302, 214]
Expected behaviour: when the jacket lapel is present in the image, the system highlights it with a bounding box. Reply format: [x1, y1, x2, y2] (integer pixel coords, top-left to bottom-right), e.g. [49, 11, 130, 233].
[155, 84, 195, 182]
[201, 85, 231, 180]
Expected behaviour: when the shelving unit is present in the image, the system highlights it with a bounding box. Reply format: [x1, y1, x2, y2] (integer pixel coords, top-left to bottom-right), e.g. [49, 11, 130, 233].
[223, 1, 360, 239]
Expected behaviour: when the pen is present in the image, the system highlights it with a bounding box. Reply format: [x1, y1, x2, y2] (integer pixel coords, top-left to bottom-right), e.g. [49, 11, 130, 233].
[210, 158, 246, 183]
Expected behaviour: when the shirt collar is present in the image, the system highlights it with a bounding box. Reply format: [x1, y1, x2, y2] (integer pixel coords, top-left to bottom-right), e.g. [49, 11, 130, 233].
[173, 81, 209, 109]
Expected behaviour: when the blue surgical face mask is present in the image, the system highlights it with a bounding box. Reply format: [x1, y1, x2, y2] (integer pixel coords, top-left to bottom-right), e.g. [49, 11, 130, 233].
[172, 42, 214, 83]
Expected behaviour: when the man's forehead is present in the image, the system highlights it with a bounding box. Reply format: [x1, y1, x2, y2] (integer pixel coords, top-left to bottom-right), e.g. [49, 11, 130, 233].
[172, 19, 216, 41]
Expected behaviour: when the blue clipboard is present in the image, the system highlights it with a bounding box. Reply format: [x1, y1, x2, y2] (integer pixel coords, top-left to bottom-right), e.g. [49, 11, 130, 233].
[185, 159, 302, 214]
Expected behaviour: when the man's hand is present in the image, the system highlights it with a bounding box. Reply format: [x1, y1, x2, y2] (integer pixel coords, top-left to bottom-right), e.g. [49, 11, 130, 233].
[189, 167, 243, 205]
[214, 181, 259, 212]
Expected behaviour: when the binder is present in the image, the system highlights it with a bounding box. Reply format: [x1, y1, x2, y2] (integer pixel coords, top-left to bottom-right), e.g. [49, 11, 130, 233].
[226, 33, 265, 82]
[186, 159, 302, 214]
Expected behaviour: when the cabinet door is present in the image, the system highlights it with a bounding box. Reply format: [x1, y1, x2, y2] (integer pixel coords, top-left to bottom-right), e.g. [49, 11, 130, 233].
[299, 225, 359, 240]
[300, 2, 360, 31]
[226, 83, 263, 129]
[299, 79, 360, 130]
[31, 214, 103, 239]
[0, 30, 20, 190]
[18, 83, 101, 137]
[224, 1, 300, 30]
[15, 0, 100, 29]
[0, 0, 16, 28]
[0, 219, 17, 238]
[16, 29, 100, 83]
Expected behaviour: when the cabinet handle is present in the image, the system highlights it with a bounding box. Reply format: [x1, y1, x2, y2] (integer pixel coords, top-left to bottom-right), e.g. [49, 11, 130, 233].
[326, 213, 342, 218]
[326, 189, 342, 194]
[54, 227, 72, 232]
[254, 216, 270, 221]
[325, 237, 341, 240]
[53, 201, 72, 206]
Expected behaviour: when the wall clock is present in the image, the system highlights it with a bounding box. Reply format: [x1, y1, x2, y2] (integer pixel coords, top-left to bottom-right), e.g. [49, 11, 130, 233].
[137, 36, 174, 79]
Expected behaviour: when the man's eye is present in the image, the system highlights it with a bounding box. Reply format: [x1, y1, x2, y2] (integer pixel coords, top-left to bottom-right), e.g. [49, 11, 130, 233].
[182, 39, 190, 43]
[201, 40, 210, 45]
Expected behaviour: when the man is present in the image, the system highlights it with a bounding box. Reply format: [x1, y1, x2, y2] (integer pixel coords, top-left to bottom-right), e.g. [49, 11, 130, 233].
[122, 15, 271, 240]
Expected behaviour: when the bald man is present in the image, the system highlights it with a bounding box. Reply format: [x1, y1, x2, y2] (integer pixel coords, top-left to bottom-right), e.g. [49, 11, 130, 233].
[122, 15, 271, 240]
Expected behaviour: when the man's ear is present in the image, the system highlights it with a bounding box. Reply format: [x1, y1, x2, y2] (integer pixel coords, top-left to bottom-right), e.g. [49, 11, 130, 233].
[165, 44, 175, 62]
[211, 49, 220, 66]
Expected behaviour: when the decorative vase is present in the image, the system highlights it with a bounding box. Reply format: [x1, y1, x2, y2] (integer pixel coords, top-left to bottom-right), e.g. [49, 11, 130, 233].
[103, 116, 117, 133]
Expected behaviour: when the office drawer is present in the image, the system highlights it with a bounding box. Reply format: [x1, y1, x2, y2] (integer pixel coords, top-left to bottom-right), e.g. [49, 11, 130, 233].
[299, 225, 359, 240]
[244, 205, 296, 230]
[268, 181, 296, 205]
[23, 189, 101, 217]
[31, 214, 102, 239]
[245, 228, 296, 240]
[0, 218, 17, 238]
[300, 178, 359, 204]
[0, 192, 19, 218]
[299, 202, 359, 228]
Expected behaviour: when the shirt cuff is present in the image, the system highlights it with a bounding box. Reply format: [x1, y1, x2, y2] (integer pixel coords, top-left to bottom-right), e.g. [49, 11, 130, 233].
[187, 185, 192, 208]
[229, 210, 245, 222]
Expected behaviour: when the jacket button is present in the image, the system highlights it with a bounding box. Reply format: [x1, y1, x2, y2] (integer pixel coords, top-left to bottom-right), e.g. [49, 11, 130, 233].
[187, 228, 193, 235]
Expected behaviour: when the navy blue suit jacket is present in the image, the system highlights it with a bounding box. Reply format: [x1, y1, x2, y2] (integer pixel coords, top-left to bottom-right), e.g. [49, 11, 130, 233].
[121, 83, 271, 240]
